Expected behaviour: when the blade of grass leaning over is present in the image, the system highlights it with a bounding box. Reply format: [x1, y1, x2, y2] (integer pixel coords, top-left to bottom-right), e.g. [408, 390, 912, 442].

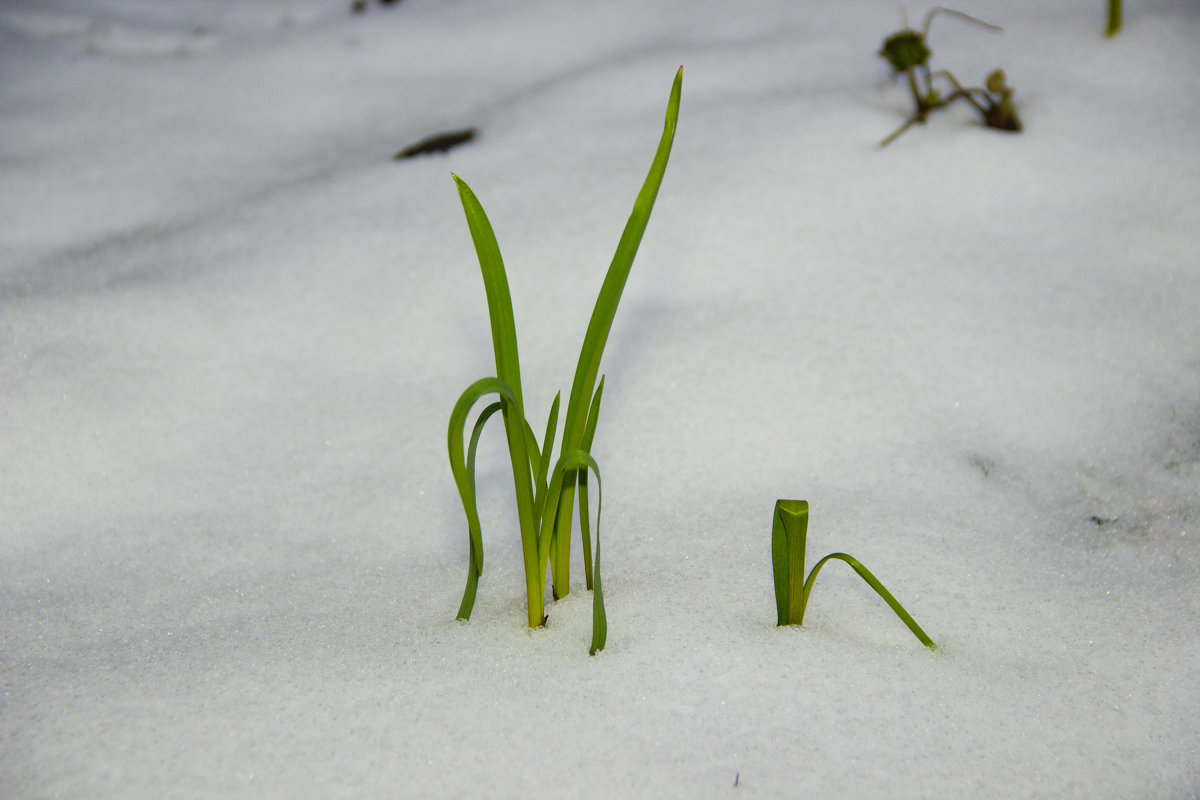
[546, 450, 605, 654]
[801, 552, 936, 649]
[448, 377, 518, 619]
[456, 398, 503, 619]
[771, 499, 936, 649]
[549, 66, 683, 601]
[467, 402, 504, 499]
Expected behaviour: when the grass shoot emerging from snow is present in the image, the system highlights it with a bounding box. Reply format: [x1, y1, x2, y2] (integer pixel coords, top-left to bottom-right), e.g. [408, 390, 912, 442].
[447, 68, 682, 655]
[772, 500, 936, 649]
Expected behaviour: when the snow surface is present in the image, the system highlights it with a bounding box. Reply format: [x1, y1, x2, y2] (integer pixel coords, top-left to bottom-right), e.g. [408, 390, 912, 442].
[3, 0, 1199, 796]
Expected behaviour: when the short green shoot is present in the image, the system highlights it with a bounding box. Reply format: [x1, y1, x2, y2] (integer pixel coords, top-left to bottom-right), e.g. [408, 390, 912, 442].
[772, 500, 936, 649]
[1106, 0, 1122, 37]
[447, 68, 682, 654]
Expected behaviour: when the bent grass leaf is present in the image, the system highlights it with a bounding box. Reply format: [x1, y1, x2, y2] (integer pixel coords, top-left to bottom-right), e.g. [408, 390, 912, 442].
[801, 552, 936, 649]
[448, 377, 518, 619]
[772, 499, 936, 649]
[546, 450, 605, 654]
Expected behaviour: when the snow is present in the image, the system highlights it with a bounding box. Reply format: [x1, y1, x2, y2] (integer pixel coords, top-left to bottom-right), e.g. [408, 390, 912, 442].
[3, 0, 1199, 796]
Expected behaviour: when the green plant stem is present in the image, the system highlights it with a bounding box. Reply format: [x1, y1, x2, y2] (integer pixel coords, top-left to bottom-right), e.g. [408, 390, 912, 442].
[1106, 0, 1122, 36]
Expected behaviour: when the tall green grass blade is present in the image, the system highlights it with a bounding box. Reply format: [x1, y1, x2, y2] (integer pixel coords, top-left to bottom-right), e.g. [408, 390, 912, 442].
[467, 402, 504, 496]
[448, 378, 518, 619]
[453, 175, 545, 628]
[578, 376, 605, 589]
[801, 553, 937, 650]
[550, 67, 684, 596]
[452, 174, 525, 409]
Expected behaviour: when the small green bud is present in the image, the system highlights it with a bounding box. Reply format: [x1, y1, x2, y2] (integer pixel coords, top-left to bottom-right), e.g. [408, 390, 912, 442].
[879, 30, 931, 72]
[985, 69, 1008, 94]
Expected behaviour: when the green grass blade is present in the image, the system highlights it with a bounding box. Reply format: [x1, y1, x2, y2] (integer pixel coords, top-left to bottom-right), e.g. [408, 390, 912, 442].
[460, 399, 502, 619]
[578, 376, 605, 589]
[801, 552, 937, 650]
[772, 500, 809, 626]
[453, 174, 546, 628]
[589, 494, 606, 656]
[448, 378, 519, 619]
[534, 392, 561, 514]
[564, 67, 682, 440]
[550, 67, 684, 594]
[523, 419, 541, 485]
[544, 450, 605, 654]
[452, 174, 525, 409]
[1106, 0, 1122, 36]
[467, 401, 503, 496]
[456, 548, 481, 621]
[580, 376, 605, 451]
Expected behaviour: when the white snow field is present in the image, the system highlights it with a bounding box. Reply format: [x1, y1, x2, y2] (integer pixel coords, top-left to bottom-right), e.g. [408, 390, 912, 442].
[2, 1, 1199, 797]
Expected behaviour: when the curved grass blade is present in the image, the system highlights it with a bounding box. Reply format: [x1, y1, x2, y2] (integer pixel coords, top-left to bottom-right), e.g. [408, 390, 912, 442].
[550, 67, 684, 595]
[800, 552, 937, 650]
[543, 450, 605, 653]
[448, 378, 519, 619]
[458, 399, 504, 618]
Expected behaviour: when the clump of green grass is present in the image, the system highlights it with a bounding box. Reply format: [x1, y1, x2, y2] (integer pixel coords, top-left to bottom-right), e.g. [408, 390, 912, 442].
[447, 68, 682, 655]
[772, 500, 936, 649]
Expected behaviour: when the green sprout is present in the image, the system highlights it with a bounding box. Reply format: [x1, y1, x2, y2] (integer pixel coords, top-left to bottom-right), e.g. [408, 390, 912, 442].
[447, 68, 682, 655]
[1107, 0, 1122, 37]
[772, 500, 936, 649]
[878, 7, 1021, 146]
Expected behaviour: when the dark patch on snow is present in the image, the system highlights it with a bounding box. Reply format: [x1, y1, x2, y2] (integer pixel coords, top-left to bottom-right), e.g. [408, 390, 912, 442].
[393, 128, 478, 160]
